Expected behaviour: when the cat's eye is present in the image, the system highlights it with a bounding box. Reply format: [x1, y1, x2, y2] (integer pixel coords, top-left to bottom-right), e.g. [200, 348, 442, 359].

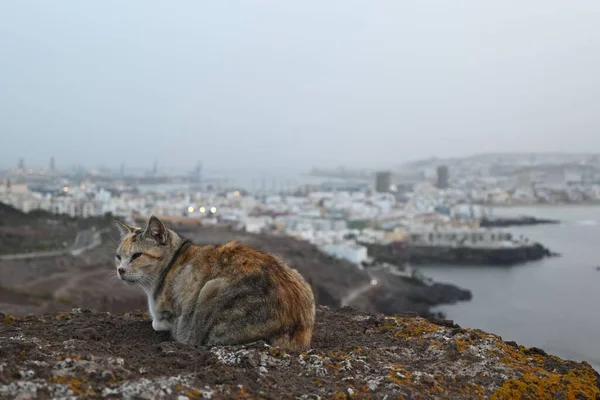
[130, 252, 142, 261]
[116, 254, 121, 261]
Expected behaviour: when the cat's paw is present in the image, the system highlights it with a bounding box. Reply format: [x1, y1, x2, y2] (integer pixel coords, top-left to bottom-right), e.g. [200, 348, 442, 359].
[152, 318, 172, 332]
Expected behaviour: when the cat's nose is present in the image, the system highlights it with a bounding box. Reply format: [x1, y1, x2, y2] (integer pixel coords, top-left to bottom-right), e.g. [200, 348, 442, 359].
[118, 268, 125, 276]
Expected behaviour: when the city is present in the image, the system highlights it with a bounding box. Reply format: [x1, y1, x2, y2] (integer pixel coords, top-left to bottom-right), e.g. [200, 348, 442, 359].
[3, 152, 594, 266]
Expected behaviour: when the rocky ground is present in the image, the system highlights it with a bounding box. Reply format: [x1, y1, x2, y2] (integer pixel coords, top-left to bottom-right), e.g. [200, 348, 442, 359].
[1, 306, 598, 399]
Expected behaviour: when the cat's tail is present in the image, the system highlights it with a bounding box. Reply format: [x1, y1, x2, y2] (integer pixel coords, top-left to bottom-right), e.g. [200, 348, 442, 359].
[272, 325, 314, 351]
[272, 300, 316, 351]
[272, 265, 316, 351]
[290, 326, 313, 350]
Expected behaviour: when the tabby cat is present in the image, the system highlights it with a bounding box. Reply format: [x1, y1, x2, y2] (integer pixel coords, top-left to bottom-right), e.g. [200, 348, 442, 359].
[114, 216, 315, 350]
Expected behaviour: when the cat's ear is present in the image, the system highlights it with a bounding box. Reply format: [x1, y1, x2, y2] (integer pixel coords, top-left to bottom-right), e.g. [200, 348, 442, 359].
[115, 220, 135, 238]
[145, 215, 169, 245]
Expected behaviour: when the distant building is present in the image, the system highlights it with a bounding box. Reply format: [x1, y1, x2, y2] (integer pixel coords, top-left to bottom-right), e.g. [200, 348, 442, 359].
[375, 171, 391, 193]
[50, 197, 104, 218]
[564, 169, 583, 184]
[0, 179, 29, 195]
[191, 161, 202, 183]
[50, 156, 55, 171]
[515, 172, 532, 187]
[436, 165, 449, 189]
[18, 158, 25, 170]
[545, 169, 565, 185]
[323, 242, 368, 265]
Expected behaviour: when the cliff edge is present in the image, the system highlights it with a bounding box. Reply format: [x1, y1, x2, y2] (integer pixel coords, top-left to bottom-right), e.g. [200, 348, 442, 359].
[1, 307, 598, 399]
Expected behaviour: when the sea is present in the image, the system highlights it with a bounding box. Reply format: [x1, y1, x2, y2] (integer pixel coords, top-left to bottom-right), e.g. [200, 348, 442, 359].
[418, 205, 600, 371]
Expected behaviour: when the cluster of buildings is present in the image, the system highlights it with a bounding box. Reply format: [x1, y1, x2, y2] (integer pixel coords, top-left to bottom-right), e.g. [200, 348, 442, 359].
[391, 153, 600, 205]
[313, 154, 600, 206]
[3, 152, 599, 266]
[0, 179, 113, 217]
[0, 173, 535, 267]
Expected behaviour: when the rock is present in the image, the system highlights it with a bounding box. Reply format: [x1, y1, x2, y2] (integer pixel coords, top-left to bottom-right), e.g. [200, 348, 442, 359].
[73, 327, 102, 341]
[479, 216, 560, 228]
[1, 307, 598, 399]
[408, 242, 556, 266]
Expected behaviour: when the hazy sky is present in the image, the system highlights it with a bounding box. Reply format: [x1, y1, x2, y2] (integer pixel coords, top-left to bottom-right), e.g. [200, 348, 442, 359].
[1, 1, 600, 172]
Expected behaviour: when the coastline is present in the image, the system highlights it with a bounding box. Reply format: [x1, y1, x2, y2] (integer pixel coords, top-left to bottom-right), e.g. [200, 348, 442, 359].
[491, 202, 600, 209]
[417, 205, 600, 372]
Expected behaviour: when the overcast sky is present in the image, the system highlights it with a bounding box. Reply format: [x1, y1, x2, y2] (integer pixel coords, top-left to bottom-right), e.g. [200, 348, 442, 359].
[1, 1, 599, 173]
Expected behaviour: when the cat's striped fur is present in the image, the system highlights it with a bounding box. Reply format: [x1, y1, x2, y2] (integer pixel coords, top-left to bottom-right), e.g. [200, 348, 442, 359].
[114, 216, 315, 350]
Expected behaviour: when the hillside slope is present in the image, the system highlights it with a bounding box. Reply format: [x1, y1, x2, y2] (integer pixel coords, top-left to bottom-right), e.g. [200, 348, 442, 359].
[0, 202, 111, 255]
[182, 227, 471, 317]
[0, 225, 471, 319]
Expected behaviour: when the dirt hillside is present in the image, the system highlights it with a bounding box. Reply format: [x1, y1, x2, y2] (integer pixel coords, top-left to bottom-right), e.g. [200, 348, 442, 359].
[0, 226, 470, 319]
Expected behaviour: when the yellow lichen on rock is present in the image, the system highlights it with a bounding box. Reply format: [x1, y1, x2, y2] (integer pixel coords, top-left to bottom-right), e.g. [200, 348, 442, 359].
[377, 315, 442, 340]
[491, 370, 600, 400]
[376, 314, 599, 398]
[395, 317, 441, 339]
[1, 314, 20, 324]
[388, 365, 413, 386]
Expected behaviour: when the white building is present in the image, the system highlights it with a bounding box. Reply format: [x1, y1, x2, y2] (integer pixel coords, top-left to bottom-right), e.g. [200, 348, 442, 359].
[322, 242, 368, 265]
[243, 216, 272, 233]
[0, 180, 29, 195]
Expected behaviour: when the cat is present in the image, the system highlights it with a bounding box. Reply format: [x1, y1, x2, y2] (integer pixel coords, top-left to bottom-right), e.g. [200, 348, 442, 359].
[114, 215, 316, 350]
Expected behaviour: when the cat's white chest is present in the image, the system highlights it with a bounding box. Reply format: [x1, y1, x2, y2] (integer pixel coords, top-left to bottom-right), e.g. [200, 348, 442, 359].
[147, 295, 159, 320]
[146, 292, 173, 332]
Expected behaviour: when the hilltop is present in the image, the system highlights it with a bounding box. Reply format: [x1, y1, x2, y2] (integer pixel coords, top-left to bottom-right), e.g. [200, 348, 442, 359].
[1, 306, 598, 399]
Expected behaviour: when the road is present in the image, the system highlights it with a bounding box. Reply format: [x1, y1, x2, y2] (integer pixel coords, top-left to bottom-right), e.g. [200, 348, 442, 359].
[0, 229, 105, 261]
[69, 229, 104, 256]
[340, 276, 379, 307]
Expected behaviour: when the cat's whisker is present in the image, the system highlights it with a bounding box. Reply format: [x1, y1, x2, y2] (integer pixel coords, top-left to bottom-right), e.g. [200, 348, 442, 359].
[100, 242, 118, 250]
[139, 276, 156, 292]
[106, 233, 119, 245]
